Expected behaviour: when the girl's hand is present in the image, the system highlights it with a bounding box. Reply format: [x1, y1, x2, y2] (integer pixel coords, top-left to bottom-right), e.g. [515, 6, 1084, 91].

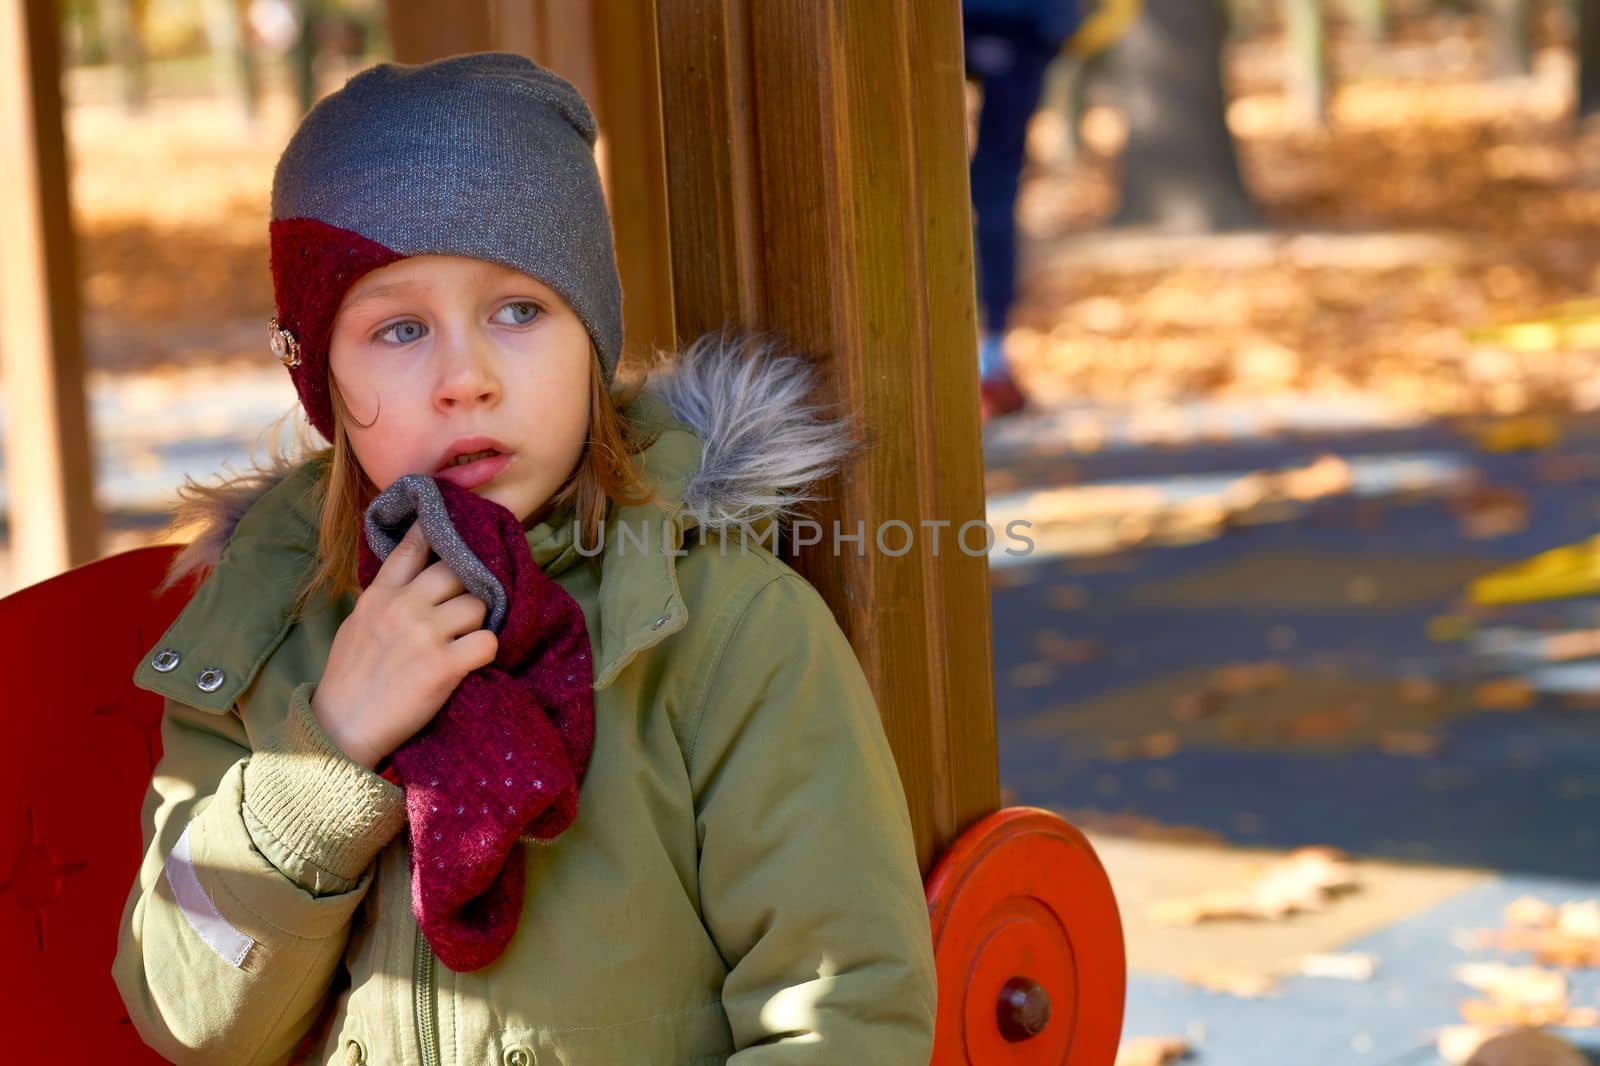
[311, 524, 498, 769]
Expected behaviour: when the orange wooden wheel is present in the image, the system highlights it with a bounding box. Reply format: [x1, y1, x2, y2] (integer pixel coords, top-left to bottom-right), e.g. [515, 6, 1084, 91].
[926, 807, 1125, 1065]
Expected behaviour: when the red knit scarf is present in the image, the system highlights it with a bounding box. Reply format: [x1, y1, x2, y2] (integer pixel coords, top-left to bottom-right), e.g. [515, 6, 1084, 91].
[358, 478, 595, 972]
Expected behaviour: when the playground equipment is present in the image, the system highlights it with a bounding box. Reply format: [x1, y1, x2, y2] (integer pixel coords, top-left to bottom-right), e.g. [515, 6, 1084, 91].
[0, 2, 1125, 1061]
[1, 542, 1124, 1064]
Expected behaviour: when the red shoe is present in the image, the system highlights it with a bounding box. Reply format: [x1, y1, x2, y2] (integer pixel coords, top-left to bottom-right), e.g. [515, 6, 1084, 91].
[980, 375, 1027, 420]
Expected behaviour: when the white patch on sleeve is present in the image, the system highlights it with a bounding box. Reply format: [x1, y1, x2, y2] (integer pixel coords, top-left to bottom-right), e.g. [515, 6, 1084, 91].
[164, 823, 255, 968]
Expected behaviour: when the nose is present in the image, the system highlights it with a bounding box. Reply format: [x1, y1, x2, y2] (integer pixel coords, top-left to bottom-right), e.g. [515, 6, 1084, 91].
[433, 329, 502, 412]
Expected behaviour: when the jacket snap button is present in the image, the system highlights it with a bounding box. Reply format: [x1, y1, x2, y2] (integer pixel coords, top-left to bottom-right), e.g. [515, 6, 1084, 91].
[650, 614, 669, 631]
[343, 1037, 367, 1065]
[504, 1047, 534, 1066]
[195, 667, 226, 693]
[151, 648, 181, 673]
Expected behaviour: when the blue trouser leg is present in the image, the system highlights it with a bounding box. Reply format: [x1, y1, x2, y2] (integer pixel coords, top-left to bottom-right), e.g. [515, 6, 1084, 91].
[965, 16, 1054, 359]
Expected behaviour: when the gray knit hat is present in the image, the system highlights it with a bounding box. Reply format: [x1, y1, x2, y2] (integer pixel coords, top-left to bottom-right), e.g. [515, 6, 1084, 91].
[267, 52, 622, 439]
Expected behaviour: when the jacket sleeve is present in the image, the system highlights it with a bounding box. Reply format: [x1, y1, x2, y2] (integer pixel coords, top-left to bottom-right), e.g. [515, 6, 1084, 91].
[687, 573, 938, 1064]
[113, 684, 407, 1065]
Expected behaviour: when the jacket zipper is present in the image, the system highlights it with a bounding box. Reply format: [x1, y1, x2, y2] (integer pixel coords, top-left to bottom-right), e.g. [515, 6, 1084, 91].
[414, 924, 440, 1066]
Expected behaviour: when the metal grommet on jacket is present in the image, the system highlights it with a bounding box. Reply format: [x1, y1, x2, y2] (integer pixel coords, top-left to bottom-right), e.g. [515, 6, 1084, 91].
[150, 648, 181, 673]
[503, 1046, 534, 1066]
[343, 1037, 367, 1066]
[195, 666, 226, 693]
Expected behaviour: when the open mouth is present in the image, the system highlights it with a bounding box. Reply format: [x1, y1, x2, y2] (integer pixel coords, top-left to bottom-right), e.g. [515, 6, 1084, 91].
[446, 448, 500, 468]
[435, 445, 515, 490]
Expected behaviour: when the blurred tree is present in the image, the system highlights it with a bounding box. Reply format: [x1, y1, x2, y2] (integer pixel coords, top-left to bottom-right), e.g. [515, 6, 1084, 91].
[201, 0, 260, 122]
[1345, 0, 1388, 38]
[290, 0, 322, 112]
[1043, 0, 1140, 162]
[96, 0, 147, 111]
[1111, 0, 1259, 230]
[62, 0, 106, 64]
[1581, 0, 1600, 118]
[1045, 52, 1107, 160]
[1224, 0, 1274, 36]
[1486, 0, 1535, 78]
[1287, 0, 1331, 125]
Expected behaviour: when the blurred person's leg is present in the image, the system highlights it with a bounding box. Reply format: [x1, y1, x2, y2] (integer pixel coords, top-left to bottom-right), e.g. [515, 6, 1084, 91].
[965, 12, 1055, 417]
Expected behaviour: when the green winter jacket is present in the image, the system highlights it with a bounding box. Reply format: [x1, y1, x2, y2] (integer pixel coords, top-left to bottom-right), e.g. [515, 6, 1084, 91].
[112, 337, 938, 1065]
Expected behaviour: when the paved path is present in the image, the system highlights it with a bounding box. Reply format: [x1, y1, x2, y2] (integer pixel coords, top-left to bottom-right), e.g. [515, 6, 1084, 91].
[985, 404, 1600, 1063]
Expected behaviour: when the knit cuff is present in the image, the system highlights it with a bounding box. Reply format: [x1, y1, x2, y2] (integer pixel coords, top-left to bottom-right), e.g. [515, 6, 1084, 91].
[242, 682, 408, 892]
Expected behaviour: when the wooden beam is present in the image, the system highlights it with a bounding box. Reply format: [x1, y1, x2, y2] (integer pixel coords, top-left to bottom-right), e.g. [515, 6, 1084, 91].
[654, 0, 765, 333]
[386, 2, 492, 64]
[376, 1, 997, 867]
[588, 0, 677, 367]
[0, 0, 100, 584]
[527, 0, 677, 369]
[383, 0, 678, 370]
[653, 0, 997, 870]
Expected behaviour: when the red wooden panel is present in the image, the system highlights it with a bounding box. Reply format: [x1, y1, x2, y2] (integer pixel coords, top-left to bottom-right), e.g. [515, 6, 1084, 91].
[0, 545, 190, 1062]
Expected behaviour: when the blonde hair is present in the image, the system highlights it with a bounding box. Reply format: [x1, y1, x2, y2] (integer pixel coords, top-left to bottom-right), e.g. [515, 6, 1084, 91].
[290, 351, 659, 614]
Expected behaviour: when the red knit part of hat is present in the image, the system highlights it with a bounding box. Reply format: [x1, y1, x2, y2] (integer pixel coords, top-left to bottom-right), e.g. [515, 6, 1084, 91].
[358, 479, 596, 972]
[269, 217, 405, 439]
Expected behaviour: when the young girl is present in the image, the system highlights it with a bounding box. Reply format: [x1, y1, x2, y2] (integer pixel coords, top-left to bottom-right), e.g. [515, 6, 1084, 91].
[113, 53, 937, 1065]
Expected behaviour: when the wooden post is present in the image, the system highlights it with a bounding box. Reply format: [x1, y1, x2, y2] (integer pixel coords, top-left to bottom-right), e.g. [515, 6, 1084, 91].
[386, 3, 492, 63]
[653, 0, 999, 870]
[520, 0, 679, 369]
[587, 0, 677, 367]
[0, 0, 100, 585]
[376, 0, 1000, 870]
[384, 0, 678, 368]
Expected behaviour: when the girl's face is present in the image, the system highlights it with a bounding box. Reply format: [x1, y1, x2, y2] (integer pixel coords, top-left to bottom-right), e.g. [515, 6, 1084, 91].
[328, 254, 593, 523]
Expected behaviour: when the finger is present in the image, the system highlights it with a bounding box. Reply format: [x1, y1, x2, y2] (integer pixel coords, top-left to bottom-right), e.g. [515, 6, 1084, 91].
[450, 629, 498, 673]
[435, 591, 489, 639]
[409, 557, 469, 605]
[373, 523, 430, 588]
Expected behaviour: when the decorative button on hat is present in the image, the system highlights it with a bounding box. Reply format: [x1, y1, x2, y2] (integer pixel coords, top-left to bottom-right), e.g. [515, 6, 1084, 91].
[267, 317, 300, 369]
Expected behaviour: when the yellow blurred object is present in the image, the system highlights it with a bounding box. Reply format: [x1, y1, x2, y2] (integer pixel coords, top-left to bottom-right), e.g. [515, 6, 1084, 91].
[1470, 415, 1560, 453]
[1428, 614, 1478, 642]
[1465, 299, 1600, 352]
[1471, 535, 1600, 605]
[1066, 0, 1143, 59]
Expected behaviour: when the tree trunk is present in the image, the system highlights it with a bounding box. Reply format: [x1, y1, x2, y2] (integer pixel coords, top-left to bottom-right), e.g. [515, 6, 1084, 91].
[1580, 0, 1600, 119]
[291, 0, 320, 113]
[1346, 0, 1388, 39]
[1043, 52, 1111, 162]
[1287, 0, 1331, 126]
[1485, 0, 1535, 80]
[1111, 0, 1258, 231]
[65, 0, 105, 64]
[201, 0, 260, 123]
[96, 0, 146, 112]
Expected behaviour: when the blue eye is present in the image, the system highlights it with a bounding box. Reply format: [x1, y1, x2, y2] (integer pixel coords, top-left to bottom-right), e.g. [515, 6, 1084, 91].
[494, 301, 541, 326]
[376, 320, 426, 345]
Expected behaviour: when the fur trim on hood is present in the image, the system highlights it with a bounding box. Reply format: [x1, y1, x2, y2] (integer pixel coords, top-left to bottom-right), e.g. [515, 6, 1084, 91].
[162, 330, 857, 588]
